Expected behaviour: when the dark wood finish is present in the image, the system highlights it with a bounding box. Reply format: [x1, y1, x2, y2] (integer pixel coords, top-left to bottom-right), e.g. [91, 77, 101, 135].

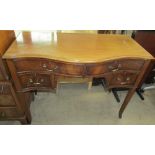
[104, 71, 139, 88]
[86, 59, 144, 76]
[6, 56, 152, 118]
[119, 60, 150, 118]
[0, 31, 32, 124]
[0, 107, 21, 118]
[13, 58, 86, 76]
[2, 31, 154, 122]
[17, 72, 54, 92]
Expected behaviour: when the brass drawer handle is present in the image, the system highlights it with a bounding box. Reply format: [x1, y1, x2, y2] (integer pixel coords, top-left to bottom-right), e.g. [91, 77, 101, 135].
[126, 77, 130, 81]
[42, 64, 47, 68]
[120, 82, 127, 85]
[46, 66, 58, 72]
[117, 77, 121, 81]
[33, 82, 41, 85]
[0, 112, 6, 117]
[46, 69, 54, 72]
[109, 64, 121, 72]
[54, 66, 58, 70]
[112, 68, 119, 72]
[29, 78, 33, 83]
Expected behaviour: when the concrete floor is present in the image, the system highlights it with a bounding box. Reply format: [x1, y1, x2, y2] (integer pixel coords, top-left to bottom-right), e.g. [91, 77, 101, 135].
[1, 83, 155, 125]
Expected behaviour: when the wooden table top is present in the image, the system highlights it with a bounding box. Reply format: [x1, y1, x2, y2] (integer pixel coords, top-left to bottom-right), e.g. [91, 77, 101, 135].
[3, 31, 154, 63]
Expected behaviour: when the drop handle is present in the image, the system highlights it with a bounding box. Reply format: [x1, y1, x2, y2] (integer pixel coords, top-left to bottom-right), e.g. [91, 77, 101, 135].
[46, 66, 58, 72]
[29, 79, 33, 83]
[42, 64, 47, 68]
[33, 82, 41, 85]
[112, 68, 119, 72]
[126, 77, 130, 81]
[120, 82, 127, 85]
[109, 64, 121, 72]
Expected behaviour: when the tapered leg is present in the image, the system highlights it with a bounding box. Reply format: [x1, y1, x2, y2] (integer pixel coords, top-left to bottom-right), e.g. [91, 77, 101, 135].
[119, 88, 136, 118]
[20, 118, 30, 125]
[26, 109, 32, 124]
[20, 109, 32, 125]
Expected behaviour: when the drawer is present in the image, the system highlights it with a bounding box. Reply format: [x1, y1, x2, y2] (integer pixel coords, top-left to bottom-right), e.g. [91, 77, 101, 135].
[104, 71, 139, 88]
[0, 107, 20, 118]
[54, 63, 85, 76]
[17, 72, 53, 91]
[86, 59, 144, 75]
[14, 59, 85, 76]
[14, 59, 49, 72]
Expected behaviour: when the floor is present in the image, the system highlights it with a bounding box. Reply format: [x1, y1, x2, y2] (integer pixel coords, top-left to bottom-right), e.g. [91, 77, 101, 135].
[1, 83, 155, 125]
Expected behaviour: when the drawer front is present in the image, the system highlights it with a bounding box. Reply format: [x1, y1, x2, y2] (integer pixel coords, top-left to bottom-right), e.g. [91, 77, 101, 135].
[14, 59, 85, 76]
[86, 59, 144, 75]
[15, 60, 48, 72]
[54, 63, 85, 76]
[0, 108, 20, 118]
[104, 71, 139, 88]
[18, 72, 53, 91]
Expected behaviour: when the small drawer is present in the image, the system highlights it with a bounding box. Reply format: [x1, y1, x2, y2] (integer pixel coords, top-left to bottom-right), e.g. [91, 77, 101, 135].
[0, 108, 20, 118]
[116, 59, 144, 71]
[104, 71, 139, 88]
[14, 59, 44, 72]
[86, 59, 144, 75]
[53, 63, 85, 76]
[14, 59, 85, 76]
[18, 72, 53, 91]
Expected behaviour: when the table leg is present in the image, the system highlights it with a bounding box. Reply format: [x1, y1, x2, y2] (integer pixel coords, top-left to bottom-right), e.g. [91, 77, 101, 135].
[20, 109, 32, 125]
[119, 88, 136, 118]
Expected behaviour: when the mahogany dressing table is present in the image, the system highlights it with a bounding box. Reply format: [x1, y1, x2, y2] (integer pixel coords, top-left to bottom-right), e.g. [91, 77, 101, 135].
[2, 31, 154, 123]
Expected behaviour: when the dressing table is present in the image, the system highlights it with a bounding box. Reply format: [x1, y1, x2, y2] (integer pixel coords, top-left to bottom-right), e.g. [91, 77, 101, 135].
[2, 31, 154, 124]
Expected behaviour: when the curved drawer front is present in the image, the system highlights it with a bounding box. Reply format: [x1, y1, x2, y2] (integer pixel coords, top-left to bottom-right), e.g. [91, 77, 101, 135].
[17, 72, 53, 92]
[86, 59, 145, 75]
[104, 71, 139, 88]
[14, 59, 85, 76]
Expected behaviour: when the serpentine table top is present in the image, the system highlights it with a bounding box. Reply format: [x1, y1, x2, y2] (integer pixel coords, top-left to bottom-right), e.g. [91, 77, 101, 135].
[3, 31, 154, 62]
